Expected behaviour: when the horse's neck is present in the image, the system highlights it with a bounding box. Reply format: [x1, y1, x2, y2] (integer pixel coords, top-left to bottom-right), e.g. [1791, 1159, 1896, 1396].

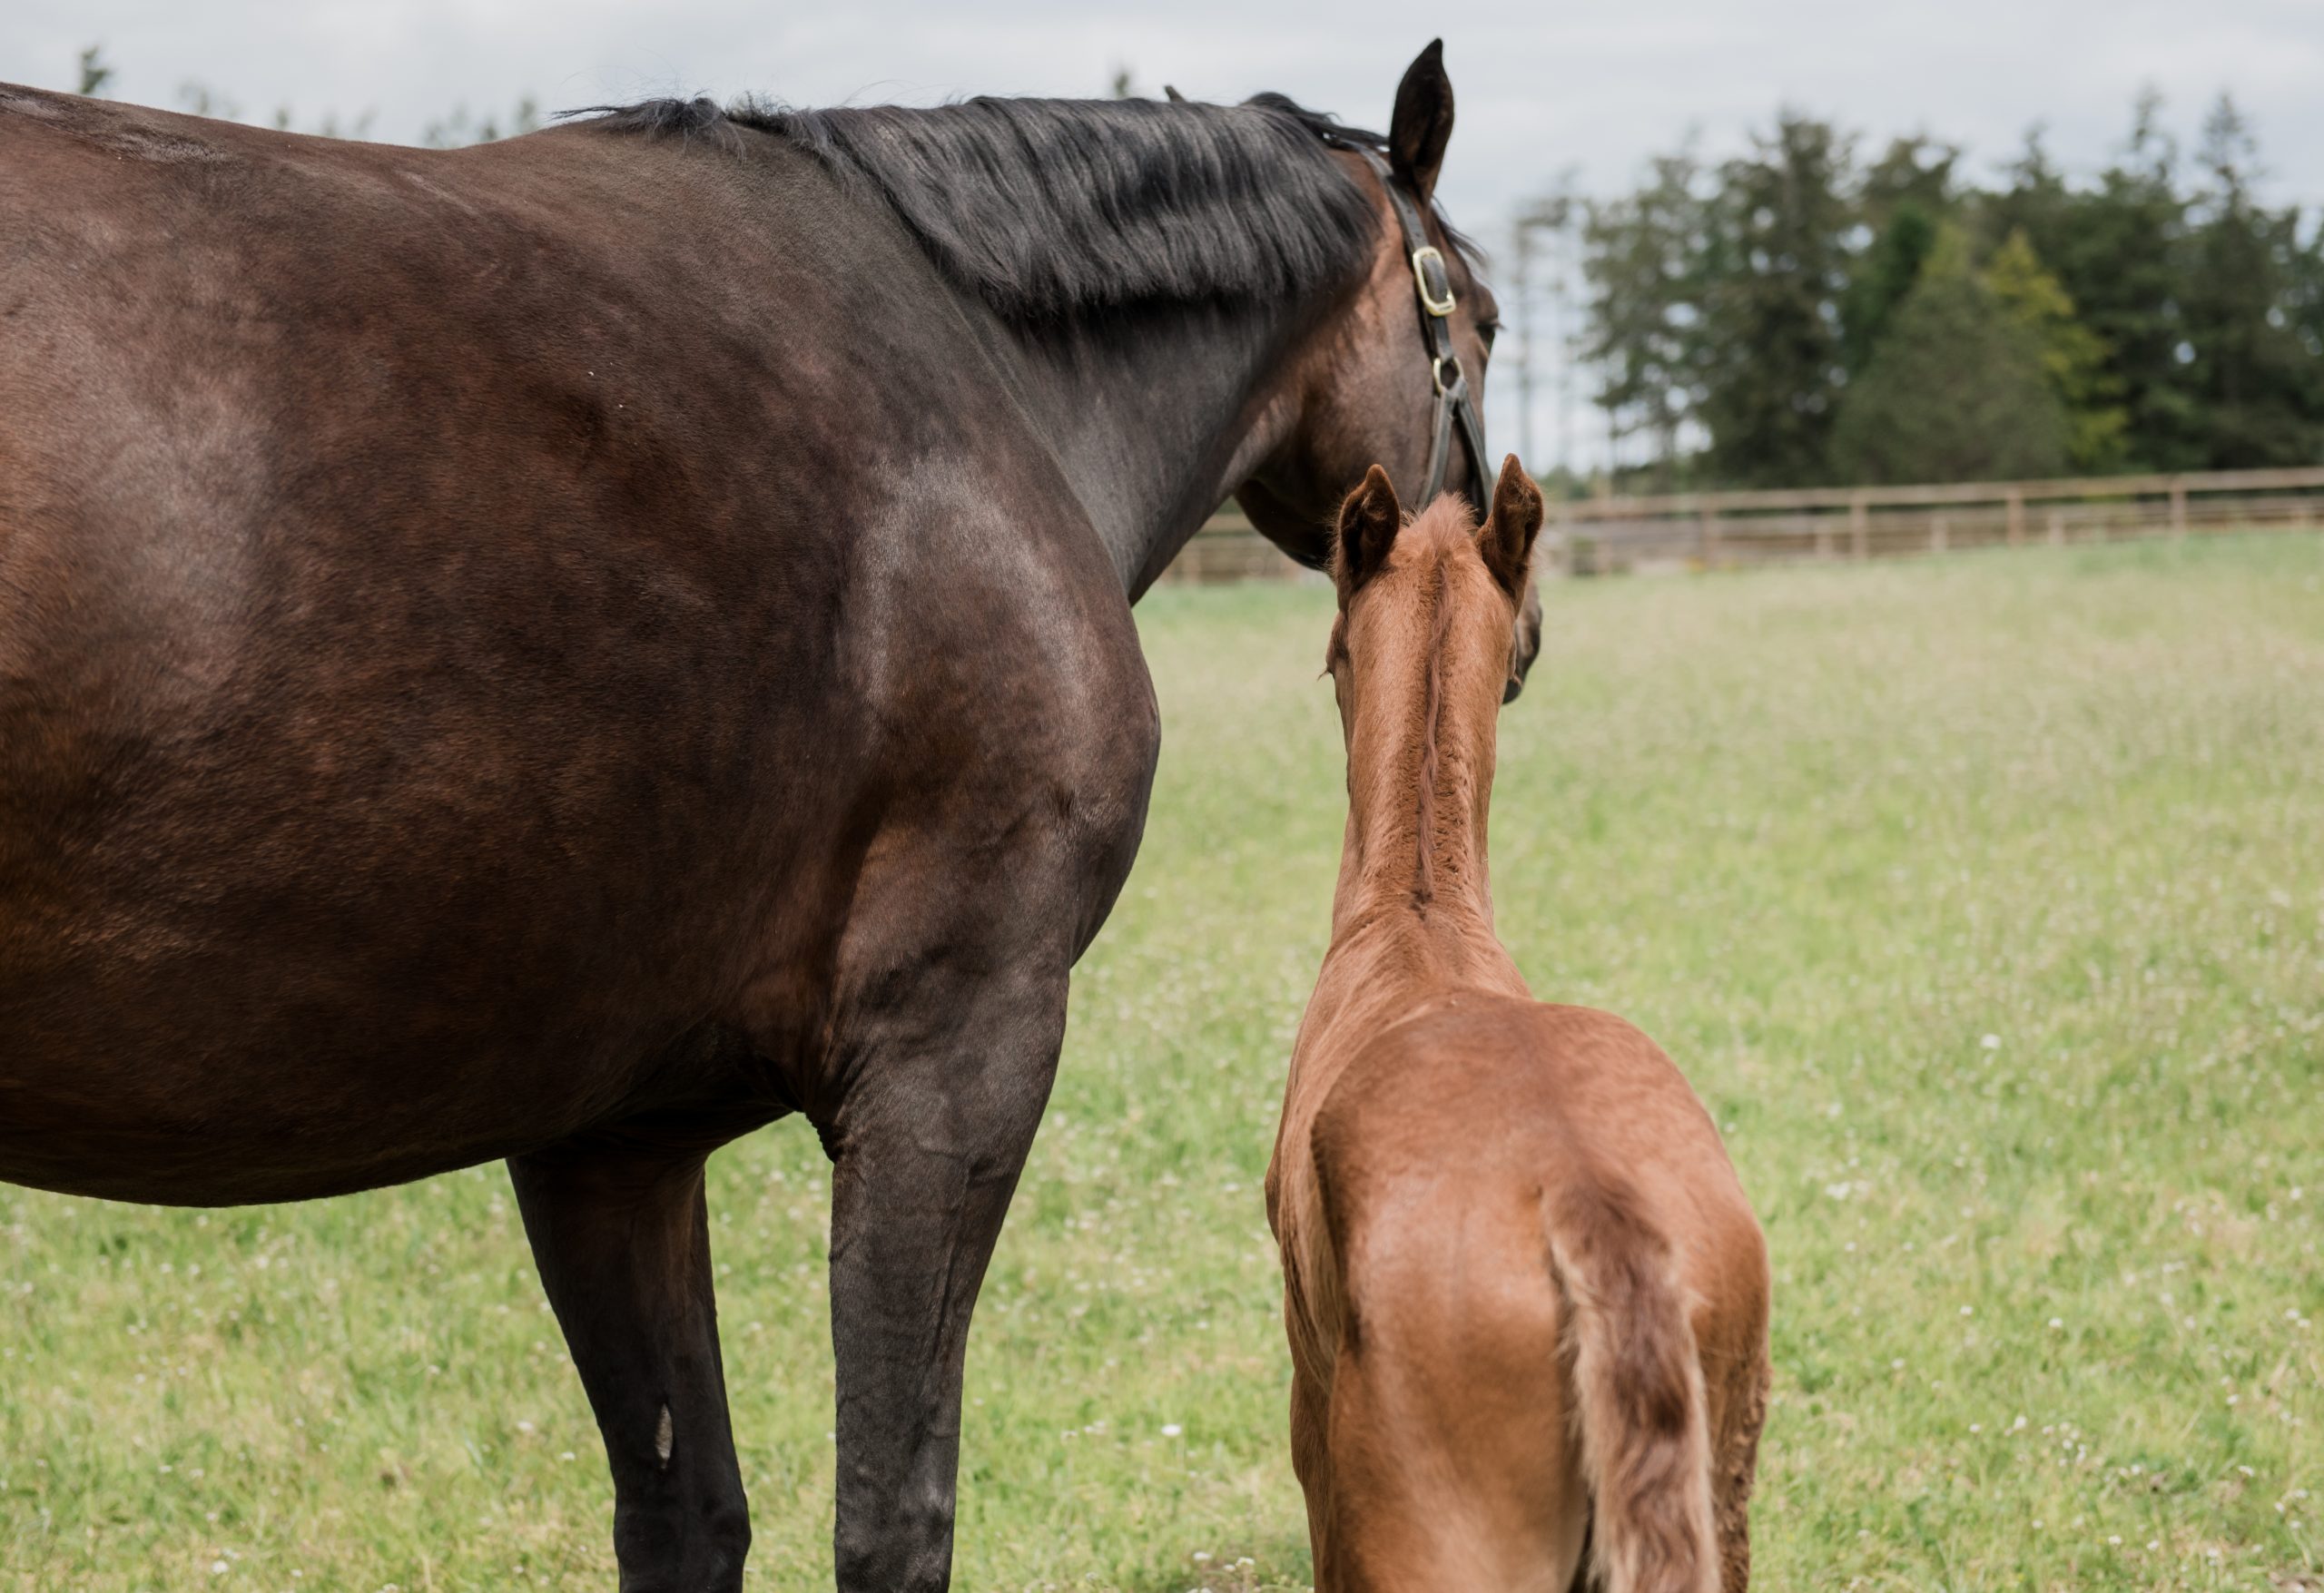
[1003, 302, 1308, 595]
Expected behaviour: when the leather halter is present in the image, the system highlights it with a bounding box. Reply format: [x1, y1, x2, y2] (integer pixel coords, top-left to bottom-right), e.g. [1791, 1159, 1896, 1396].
[1363, 150, 1491, 516]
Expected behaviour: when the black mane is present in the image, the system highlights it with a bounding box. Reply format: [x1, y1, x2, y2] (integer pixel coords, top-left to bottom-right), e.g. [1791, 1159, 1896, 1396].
[574, 93, 1396, 322]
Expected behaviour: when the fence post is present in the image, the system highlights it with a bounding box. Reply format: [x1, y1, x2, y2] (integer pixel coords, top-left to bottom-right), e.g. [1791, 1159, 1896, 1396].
[2169, 478, 2189, 538]
[1931, 515, 1948, 555]
[1814, 519, 1833, 560]
[1850, 495, 1869, 561]
[2046, 510, 2064, 546]
[1699, 509, 1719, 568]
[2006, 489, 2025, 547]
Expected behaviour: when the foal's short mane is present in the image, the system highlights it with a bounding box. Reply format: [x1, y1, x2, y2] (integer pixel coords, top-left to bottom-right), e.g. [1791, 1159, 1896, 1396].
[575, 92, 1470, 323]
[1411, 553, 1458, 910]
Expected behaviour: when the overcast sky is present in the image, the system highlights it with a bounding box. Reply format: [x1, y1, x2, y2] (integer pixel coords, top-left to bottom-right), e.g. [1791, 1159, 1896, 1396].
[10, 0, 2322, 464]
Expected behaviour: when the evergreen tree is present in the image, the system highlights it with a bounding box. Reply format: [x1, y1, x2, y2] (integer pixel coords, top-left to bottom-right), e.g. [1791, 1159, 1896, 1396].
[1982, 230, 2130, 469]
[1830, 225, 2069, 484]
[2176, 96, 2324, 466]
[1987, 97, 2197, 469]
[1697, 114, 1856, 487]
[1858, 135, 1959, 229]
[1843, 137, 1961, 375]
[1845, 202, 1941, 378]
[1581, 150, 1708, 487]
[2290, 218, 2324, 381]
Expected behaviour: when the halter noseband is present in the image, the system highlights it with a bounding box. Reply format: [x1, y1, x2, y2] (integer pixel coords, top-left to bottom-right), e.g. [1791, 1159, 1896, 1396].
[1363, 150, 1491, 516]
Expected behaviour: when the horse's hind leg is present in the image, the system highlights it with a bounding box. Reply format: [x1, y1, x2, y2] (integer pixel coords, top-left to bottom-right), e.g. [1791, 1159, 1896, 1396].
[509, 1136, 750, 1593]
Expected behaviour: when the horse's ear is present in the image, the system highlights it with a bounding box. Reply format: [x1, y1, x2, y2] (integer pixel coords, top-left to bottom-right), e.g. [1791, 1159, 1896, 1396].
[1477, 454, 1544, 599]
[1163, 84, 1188, 104]
[1335, 465, 1402, 601]
[1388, 40, 1454, 203]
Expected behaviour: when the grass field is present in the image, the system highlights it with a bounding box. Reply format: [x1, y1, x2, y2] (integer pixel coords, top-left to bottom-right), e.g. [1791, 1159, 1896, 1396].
[5, 534, 2321, 1592]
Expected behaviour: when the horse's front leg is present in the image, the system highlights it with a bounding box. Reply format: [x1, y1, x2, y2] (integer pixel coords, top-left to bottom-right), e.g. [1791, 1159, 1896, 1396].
[508, 1135, 752, 1593]
[821, 962, 1067, 1593]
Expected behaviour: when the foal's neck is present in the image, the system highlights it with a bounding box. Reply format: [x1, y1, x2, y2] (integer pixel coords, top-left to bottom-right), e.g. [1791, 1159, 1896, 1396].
[1328, 599, 1520, 997]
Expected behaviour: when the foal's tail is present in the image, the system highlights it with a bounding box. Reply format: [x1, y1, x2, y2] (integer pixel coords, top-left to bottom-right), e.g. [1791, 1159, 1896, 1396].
[1545, 1183, 1719, 1593]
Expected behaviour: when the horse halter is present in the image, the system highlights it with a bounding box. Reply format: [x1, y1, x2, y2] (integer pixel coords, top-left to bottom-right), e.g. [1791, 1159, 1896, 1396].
[1364, 150, 1491, 516]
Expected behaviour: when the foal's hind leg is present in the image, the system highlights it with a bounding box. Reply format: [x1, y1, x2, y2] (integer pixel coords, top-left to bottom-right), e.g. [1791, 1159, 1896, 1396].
[510, 1136, 750, 1593]
[1711, 1350, 1771, 1592]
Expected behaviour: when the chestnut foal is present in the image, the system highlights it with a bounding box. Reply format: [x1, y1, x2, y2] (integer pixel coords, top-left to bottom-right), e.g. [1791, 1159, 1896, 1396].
[1267, 459, 1771, 1593]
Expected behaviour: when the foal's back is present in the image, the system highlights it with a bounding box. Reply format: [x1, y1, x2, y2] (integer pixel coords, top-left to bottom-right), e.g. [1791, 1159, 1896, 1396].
[1272, 462, 1768, 1593]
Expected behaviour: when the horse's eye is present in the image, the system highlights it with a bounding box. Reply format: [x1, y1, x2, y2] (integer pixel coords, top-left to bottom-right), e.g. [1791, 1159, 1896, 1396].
[1478, 320, 1501, 353]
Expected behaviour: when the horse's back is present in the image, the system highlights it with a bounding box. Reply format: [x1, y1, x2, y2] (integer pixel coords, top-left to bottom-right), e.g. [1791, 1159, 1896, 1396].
[0, 88, 1153, 1204]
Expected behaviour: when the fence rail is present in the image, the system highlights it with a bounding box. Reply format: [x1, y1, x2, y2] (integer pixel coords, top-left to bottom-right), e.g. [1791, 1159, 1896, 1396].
[1160, 465, 2324, 583]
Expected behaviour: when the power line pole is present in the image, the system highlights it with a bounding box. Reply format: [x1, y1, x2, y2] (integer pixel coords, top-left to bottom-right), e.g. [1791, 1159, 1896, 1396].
[1510, 221, 1539, 467]
[1510, 172, 1579, 479]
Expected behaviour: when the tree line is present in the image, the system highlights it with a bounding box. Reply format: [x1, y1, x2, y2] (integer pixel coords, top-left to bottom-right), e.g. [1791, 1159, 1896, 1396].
[1575, 94, 2324, 490]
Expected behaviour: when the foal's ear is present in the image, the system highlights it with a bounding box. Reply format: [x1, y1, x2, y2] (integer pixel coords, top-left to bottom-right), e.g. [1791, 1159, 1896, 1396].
[1335, 465, 1402, 601]
[1477, 454, 1544, 599]
[1389, 40, 1454, 204]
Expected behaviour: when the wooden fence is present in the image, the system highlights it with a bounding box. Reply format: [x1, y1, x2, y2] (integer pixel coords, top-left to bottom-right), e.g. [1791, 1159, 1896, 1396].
[1159, 465, 2324, 583]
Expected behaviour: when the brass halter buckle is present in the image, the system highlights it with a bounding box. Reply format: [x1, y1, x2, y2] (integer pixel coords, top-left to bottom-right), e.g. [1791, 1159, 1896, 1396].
[1410, 245, 1457, 318]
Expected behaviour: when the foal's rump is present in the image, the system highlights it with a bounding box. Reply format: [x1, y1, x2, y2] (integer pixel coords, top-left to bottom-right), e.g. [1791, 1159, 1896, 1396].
[1307, 1148, 1591, 1591]
[1305, 1001, 1759, 1592]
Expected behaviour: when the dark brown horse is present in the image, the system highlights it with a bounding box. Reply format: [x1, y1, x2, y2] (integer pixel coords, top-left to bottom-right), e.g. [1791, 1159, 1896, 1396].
[1270, 465, 1768, 1592]
[0, 40, 1526, 1593]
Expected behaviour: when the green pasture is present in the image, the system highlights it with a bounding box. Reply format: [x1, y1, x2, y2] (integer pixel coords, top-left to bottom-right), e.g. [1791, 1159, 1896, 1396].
[5, 534, 2320, 1591]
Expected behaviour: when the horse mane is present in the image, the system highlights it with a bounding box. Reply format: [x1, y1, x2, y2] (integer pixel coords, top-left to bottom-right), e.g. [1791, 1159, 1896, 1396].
[572, 92, 1451, 323]
[1411, 555, 1456, 910]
